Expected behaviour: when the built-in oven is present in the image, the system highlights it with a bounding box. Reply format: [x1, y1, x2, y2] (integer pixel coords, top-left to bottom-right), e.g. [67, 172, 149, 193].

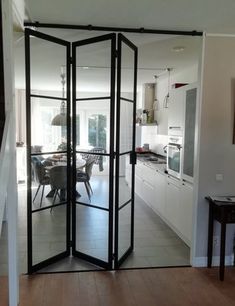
[167, 136, 182, 179]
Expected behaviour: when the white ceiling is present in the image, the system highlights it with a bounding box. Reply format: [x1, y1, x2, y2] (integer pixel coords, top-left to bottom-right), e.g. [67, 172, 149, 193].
[17, 0, 235, 91]
[25, 0, 235, 33]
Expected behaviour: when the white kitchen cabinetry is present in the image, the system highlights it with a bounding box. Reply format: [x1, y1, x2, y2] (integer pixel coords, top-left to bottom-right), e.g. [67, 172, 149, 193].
[168, 87, 185, 133]
[153, 170, 166, 216]
[165, 176, 180, 230]
[133, 160, 193, 247]
[179, 181, 193, 246]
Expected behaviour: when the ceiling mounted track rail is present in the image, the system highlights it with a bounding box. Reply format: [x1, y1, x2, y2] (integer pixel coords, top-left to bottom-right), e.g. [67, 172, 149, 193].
[24, 21, 203, 36]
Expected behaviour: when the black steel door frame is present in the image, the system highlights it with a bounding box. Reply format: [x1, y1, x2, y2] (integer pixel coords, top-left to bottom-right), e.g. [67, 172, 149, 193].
[25, 28, 71, 274]
[114, 34, 138, 268]
[26, 29, 137, 273]
[71, 33, 116, 269]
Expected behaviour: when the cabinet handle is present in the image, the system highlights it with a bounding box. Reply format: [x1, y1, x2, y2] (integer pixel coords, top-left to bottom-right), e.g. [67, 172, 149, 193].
[169, 126, 181, 129]
[182, 183, 185, 186]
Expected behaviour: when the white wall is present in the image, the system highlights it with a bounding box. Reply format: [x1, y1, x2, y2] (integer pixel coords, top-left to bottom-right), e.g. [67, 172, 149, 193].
[194, 35, 235, 263]
[1, 0, 19, 304]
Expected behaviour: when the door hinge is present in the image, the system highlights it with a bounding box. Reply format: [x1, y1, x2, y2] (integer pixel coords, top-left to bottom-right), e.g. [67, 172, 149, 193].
[69, 57, 73, 65]
[69, 240, 73, 247]
[115, 50, 119, 58]
[130, 152, 137, 165]
[112, 253, 116, 260]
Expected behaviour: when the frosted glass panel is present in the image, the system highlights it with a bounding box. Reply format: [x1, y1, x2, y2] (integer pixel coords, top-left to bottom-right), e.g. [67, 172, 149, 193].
[183, 88, 197, 178]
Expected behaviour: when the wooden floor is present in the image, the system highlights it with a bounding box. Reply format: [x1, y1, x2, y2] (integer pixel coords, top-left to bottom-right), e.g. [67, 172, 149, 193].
[1, 267, 235, 306]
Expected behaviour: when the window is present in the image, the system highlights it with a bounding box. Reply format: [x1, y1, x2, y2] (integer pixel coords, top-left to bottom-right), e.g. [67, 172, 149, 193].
[88, 114, 107, 149]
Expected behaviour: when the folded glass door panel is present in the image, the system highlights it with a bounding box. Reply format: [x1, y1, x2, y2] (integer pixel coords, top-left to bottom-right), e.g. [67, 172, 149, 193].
[72, 34, 116, 269]
[25, 29, 71, 273]
[114, 34, 138, 268]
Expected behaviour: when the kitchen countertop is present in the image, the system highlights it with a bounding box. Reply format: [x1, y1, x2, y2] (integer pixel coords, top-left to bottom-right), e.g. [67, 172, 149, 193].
[137, 153, 167, 175]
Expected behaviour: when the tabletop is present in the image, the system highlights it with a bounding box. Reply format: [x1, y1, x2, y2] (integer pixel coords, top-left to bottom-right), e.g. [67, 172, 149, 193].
[45, 158, 86, 171]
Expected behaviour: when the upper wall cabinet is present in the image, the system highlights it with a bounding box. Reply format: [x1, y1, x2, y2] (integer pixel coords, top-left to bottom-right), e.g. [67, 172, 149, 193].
[168, 87, 185, 135]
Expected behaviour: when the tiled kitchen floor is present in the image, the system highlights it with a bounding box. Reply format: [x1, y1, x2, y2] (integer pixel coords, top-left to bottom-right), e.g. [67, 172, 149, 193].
[0, 176, 190, 275]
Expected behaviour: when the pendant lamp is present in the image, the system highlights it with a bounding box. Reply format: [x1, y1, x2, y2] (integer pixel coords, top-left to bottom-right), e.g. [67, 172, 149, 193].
[163, 68, 171, 109]
[51, 71, 67, 126]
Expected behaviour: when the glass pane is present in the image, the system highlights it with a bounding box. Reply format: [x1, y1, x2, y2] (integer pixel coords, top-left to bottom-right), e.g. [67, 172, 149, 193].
[30, 37, 66, 95]
[76, 205, 108, 262]
[76, 114, 80, 146]
[120, 43, 135, 100]
[118, 203, 131, 259]
[183, 88, 197, 177]
[75, 153, 110, 209]
[118, 154, 132, 207]
[32, 205, 67, 265]
[76, 100, 110, 153]
[88, 114, 107, 149]
[31, 154, 68, 210]
[30, 97, 68, 153]
[75, 40, 111, 98]
[120, 100, 133, 153]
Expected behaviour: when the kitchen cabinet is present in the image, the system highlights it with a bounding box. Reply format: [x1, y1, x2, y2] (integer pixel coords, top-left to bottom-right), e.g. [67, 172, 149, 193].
[179, 181, 193, 246]
[133, 160, 193, 247]
[165, 176, 180, 229]
[142, 180, 155, 208]
[168, 87, 185, 134]
[182, 85, 197, 182]
[152, 170, 166, 216]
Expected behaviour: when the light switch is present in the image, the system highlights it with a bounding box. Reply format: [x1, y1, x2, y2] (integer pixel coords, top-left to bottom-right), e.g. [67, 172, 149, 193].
[216, 174, 223, 181]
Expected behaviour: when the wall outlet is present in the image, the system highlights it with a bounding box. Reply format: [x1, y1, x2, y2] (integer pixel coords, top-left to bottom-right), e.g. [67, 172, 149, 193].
[213, 236, 220, 247]
[216, 174, 223, 181]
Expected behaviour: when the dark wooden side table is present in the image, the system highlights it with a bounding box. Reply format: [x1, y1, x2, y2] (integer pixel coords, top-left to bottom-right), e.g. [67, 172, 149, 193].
[206, 196, 235, 281]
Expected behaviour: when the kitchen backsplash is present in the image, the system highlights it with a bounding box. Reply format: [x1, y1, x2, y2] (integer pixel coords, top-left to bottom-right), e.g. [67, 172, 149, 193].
[140, 126, 168, 156]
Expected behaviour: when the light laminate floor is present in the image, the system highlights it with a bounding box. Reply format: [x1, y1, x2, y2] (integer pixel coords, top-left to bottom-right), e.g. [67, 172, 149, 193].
[0, 175, 190, 275]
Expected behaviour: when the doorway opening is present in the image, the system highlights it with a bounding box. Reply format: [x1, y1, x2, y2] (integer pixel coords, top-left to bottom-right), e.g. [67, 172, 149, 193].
[6, 26, 203, 276]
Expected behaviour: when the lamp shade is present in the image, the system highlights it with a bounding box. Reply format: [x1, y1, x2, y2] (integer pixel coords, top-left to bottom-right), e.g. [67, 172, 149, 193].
[51, 113, 67, 126]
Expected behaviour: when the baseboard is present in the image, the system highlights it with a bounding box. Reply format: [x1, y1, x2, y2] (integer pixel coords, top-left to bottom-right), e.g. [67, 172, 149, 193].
[192, 254, 234, 267]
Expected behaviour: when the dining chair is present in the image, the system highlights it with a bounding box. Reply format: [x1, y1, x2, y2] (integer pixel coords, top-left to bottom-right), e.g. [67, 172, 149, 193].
[32, 160, 50, 207]
[76, 156, 96, 200]
[49, 165, 67, 211]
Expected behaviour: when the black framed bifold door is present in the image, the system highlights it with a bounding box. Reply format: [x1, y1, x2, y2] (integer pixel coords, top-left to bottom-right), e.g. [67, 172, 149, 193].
[71, 34, 116, 269]
[114, 34, 138, 268]
[25, 29, 71, 274]
[26, 30, 137, 273]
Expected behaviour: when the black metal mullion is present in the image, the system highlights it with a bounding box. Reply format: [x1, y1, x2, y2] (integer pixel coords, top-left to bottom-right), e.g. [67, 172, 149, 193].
[131, 44, 138, 250]
[114, 35, 122, 269]
[71, 43, 77, 256]
[75, 201, 109, 212]
[25, 28, 69, 46]
[75, 150, 110, 157]
[76, 96, 111, 101]
[66, 42, 71, 255]
[31, 150, 67, 156]
[30, 94, 67, 101]
[32, 202, 67, 213]
[25, 29, 33, 274]
[108, 34, 116, 269]
[120, 97, 134, 103]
